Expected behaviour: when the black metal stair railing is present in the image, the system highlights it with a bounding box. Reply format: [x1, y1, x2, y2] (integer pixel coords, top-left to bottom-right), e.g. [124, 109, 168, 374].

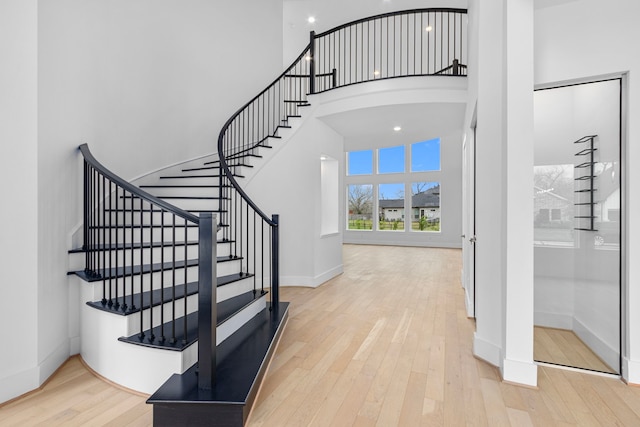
[311, 8, 468, 92]
[79, 144, 218, 390]
[216, 9, 467, 315]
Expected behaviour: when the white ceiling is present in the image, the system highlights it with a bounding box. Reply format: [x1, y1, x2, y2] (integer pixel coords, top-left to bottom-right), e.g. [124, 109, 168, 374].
[319, 102, 466, 150]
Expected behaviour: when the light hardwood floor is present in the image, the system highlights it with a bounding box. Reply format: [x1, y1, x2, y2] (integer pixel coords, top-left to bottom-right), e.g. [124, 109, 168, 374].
[2, 244, 640, 426]
[534, 326, 617, 374]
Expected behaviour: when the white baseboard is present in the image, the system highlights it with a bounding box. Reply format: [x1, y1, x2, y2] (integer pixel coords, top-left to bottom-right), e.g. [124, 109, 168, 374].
[0, 367, 39, 404]
[280, 264, 343, 288]
[502, 358, 538, 387]
[573, 317, 619, 372]
[623, 357, 640, 384]
[473, 332, 502, 367]
[534, 311, 573, 330]
[38, 339, 71, 385]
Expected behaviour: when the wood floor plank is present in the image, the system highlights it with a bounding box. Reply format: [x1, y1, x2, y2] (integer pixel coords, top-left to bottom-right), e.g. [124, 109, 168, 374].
[4, 245, 640, 427]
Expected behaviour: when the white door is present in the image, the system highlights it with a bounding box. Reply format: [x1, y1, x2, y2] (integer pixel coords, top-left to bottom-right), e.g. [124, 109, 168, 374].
[462, 123, 477, 318]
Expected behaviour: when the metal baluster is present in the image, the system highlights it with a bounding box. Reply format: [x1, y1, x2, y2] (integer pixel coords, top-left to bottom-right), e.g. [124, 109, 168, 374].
[160, 208, 165, 342]
[139, 197, 145, 340]
[183, 219, 188, 346]
[101, 175, 107, 305]
[107, 180, 113, 308]
[146, 201, 153, 341]
[114, 184, 119, 310]
[130, 193, 135, 311]
[171, 215, 176, 344]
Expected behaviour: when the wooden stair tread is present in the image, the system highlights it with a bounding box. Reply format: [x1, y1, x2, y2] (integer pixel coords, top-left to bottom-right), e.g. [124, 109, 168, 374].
[118, 291, 270, 351]
[147, 302, 288, 422]
[72, 258, 245, 282]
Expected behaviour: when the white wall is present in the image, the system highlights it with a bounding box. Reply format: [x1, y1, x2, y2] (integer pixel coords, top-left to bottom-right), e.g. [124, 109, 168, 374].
[534, 0, 640, 383]
[244, 114, 345, 287]
[283, 0, 468, 66]
[0, 0, 40, 403]
[1, 0, 284, 404]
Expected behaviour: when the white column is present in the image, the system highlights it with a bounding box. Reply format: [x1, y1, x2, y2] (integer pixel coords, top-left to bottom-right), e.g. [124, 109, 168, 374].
[472, 0, 537, 386]
[502, 0, 537, 386]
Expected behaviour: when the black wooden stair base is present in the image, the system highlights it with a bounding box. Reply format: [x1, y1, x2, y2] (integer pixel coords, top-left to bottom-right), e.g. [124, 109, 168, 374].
[118, 290, 268, 351]
[148, 302, 289, 427]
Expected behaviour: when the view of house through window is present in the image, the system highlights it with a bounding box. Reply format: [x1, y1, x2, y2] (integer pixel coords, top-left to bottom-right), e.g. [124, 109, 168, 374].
[379, 183, 405, 231]
[533, 164, 574, 246]
[412, 182, 441, 231]
[346, 137, 442, 232]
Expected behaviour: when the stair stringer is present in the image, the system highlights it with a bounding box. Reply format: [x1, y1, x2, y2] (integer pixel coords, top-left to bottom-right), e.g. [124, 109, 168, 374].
[74, 272, 267, 394]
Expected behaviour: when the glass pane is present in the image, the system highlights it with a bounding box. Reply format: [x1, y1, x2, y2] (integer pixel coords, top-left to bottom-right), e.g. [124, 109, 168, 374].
[379, 183, 405, 231]
[533, 79, 621, 374]
[411, 182, 440, 232]
[378, 145, 405, 174]
[347, 184, 373, 230]
[411, 138, 441, 172]
[347, 150, 373, 175]
[533, 164, 575, 246]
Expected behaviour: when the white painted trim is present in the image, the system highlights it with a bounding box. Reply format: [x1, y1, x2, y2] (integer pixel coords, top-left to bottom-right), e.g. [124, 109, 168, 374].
[473, 332, 502, 367]
[38, 340, 71, 385]
[573, 317, 619, 373]
[502, 358, 538, 387]
[534, 311, 573, 330]
[622, 357, 640, 385]
[0, 367, 39, 404]
[280, 264, 344, 288]
[217, 296, 266, 345]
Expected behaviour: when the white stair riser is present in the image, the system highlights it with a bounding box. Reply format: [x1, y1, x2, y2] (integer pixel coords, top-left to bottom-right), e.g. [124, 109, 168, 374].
[84, 269, 253, 304]
[125, 293, 199, 336]
[98, 210, 219, 226]
[79, 282, 266, 394]
[141, 187, 222, 199]
[119, 197, 222, 213]
[69, 242, 233, 273]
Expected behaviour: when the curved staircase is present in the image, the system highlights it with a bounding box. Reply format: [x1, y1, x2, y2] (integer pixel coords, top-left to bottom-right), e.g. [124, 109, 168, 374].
[69, 8, 467, 426]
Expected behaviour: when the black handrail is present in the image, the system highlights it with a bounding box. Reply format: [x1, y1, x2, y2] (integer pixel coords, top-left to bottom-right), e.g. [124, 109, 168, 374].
[216, 8, 468, 319]
[79, 144, 200, 224]
[216, 44, 312, 226]
[79, 143, 217, 389]
[315, 8, 467, 38]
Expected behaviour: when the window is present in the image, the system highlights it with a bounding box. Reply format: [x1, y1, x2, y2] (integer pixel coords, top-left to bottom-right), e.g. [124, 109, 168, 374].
[378, 145, 405, 174]
[347, 184, 373, 230]
[347, 150, 373, 175]
[412, 182, 440, 232]
[379, 183, 405, 231]
[321, 156, 339, 235]
[533, 164, 574, 246]
[411, 138, 440, 172]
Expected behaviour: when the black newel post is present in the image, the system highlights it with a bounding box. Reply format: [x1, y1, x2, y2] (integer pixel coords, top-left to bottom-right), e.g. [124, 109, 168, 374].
[309, 31, 316, 94]
[452, 59, 460, 76]
[271, 214, 280, 316]
[198, 213, 217, 390]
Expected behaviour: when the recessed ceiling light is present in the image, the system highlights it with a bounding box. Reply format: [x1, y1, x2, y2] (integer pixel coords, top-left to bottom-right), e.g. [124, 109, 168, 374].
[320, 156, 327, 161]
[308, 16, 316, 24]
[393, 126, 402, 132]
[425, 25, 433, 32]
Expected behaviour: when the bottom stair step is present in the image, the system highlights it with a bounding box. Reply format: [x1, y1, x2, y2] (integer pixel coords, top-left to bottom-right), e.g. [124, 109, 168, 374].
[118, 290, 267, 351]
[147, 301, 289, 427]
